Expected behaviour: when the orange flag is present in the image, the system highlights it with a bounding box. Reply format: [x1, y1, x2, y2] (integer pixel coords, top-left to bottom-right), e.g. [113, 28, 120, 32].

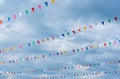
[0, 20, 2, 24]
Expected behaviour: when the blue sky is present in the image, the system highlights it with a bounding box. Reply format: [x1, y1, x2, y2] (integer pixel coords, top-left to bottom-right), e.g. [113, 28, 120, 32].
[0, 0, 120, 79]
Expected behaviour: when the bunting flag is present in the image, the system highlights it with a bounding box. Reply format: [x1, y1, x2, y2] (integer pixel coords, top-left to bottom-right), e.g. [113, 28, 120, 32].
[114, 17, 118, 21]
[101, 21, 104, 25]
[45, 2, 48, 7]
[13, 14, 16, 20]
[108, 19, 111, 23]
[8, 17, 10, 21]
[1, 59, 120, 75]
[83, 26, 86, 31]
[0, 20, 2, 24]
[62, 34, 65, 37]
[25, 10, 29, 15]
[89, 25, 92, 29]
[31, 7, 35, 12]
[51, 0, 55, 4]
[38, 4, 42, 9]
[19, 12, 22, 17]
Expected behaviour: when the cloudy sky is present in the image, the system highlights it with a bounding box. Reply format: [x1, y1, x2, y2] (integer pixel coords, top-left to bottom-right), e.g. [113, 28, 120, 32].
[0, 0, 120, 79]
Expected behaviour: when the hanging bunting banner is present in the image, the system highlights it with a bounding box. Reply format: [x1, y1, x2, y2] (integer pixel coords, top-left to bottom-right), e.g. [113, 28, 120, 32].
[1, 59, 120, 75]
[0, 40, 119, 65]
[0, 0, 117, 26]
[0, 17, 119, 54]
[22, 75, 66, 79]
[8, 70, 119, 78]
[74, 70, 120, 78]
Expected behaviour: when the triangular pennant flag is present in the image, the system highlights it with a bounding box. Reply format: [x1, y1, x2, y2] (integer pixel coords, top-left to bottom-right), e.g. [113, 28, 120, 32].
[101, 21, 104, 25]
[28, 43, 30, 47]
[114, 17, 118, 21]
[108, 19, 111, 23]
[114, 41, 116, 45]
[26, 10, 29, 15]
[104, 43, 106, 46]
[86, 47, 88, 50]
[8, 17, 10, 21]
[45, 2, 48, 7]
[67, 32, 70, 35]
[31, 7, 35, 12]
[109, 42, 111, 46]
[84, 27, 86, 31]
[89, 25, 92, 29]
[0, 20, 2, 24]
[78, 29, 81, 32]
[51, 0, 55, 4]
[37, 40, 40, 44]
[38, 4, 42, 9]
[19, 12, 22, 17]
[62, 34, 65, 37]
[32, 42, 35, 45]
[72, 30, 75, 34]
[52, 36, 54, 40]
[13, 14, 16, 20]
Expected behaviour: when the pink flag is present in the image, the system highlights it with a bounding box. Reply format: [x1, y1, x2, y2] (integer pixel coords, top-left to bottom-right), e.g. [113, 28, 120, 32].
[38, 4, 42, 9]
[13, 15, 16, 20]
[89, 25, 92, 29]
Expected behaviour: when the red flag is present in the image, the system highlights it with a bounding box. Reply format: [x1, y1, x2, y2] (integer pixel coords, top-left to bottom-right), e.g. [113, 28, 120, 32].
[104, 43, 106, 46]
[0, 20, 2, 24]
[78, 29, 81, 32]
[31, 7, 35, 12]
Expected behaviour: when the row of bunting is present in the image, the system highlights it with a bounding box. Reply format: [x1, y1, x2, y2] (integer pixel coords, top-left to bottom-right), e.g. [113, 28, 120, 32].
[0, 39, 120, 65]
[0, 59, 120, 75]
[0, 0, 55, 25]
[7, 70, 120, 79]
[0, 17, 119, 54]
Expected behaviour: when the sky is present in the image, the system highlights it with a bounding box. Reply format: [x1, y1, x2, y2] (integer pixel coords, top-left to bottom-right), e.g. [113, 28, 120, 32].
[0, 0, 120, 79]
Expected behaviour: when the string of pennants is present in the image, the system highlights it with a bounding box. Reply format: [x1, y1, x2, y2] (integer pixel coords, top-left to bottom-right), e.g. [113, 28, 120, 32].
[10, 69, 120, 79]
[74, 70, 120, 78]
[0, 59, 120, 75]
[0, 17, 119, 54]
[0, 39, 120, 65]
[22, 75, 66, 79]
[0, 0, 55, 25]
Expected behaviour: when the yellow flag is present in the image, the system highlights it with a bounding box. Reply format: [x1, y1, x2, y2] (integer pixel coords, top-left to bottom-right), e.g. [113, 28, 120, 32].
[37, 55, 41, 59]
[83, 26, 86, 31]
[6, 48, 8, 52]
[51, 0, 55, 4]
